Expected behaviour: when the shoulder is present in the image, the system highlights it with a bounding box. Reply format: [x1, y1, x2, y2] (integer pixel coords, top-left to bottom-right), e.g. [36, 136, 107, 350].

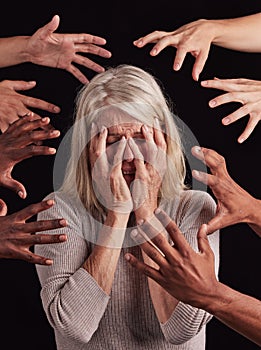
[161, 190, 216, 225]
[38, 191, 85, 222]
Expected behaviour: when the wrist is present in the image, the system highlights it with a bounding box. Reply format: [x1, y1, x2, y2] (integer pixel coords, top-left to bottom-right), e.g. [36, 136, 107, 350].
[16, 36, 31, 63]
[106, 210, 129, 228]
[196, 282, 234, 314]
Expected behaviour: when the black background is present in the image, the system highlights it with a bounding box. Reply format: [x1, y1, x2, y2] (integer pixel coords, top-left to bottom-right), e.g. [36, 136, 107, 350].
[0, 1, 260, 349]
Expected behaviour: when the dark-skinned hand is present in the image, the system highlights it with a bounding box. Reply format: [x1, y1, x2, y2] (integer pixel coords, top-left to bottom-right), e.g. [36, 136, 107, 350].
[0, 114, 60, 198]
[0, 198, 67, 265]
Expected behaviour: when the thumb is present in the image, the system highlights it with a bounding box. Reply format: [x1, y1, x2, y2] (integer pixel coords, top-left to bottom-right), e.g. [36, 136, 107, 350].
[197, 224, 212, 254]
[45, 14, 60, 34]
[0, 198, 7, 216]
[206, 214, 224, 234]
[1, 177, 27, 199]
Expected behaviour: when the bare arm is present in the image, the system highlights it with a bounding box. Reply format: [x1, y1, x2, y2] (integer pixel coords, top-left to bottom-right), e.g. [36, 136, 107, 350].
[203, 283, 261, 346]
[82, 212, 128, 295]
[126, 210, 261, 347]
[211, 12, 261, 52]
[133, 12, 261, 80]
[0, 36, 30, 67]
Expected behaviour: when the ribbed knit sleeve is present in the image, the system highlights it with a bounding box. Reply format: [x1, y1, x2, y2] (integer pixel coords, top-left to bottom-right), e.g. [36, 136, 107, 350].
[35, 192, 110, 343]
[160, 190, 220, 344]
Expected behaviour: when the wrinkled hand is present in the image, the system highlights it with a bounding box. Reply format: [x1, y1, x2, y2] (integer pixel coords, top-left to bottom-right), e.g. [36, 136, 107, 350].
[133, 19, 213, 81]
[0, 79, 60, 132]
[201, 77, 261, 143]
[90, 124, 132, 214]
[26, 15, 112, 84]
[191, 146, 259, 234]
[0, 198, 67, 265]
[125, 209, 218, 308]
[0, 115, 60, 198]
[128, 122, 167, 220]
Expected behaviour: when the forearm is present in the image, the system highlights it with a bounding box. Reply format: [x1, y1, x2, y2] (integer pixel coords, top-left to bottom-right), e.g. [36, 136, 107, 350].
[0, 36, 31, 67]
[82, 212, 128, 295]
[209, 13, 261, 52]
[203, 282, 261, 346]
[142, 251, 179, 323]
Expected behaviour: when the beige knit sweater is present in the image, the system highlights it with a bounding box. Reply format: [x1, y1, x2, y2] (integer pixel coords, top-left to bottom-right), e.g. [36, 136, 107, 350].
[35, 189, 220, 350]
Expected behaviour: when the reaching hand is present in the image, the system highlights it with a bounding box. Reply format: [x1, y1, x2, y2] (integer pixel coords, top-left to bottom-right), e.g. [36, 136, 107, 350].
[26, 15, 112, 84]
[0, 79, 60, 132]
[133, 19, 213, 81]
[191, 146, 261, 235]
[0, 115, 60, 198]
[201, 77, 261, 143]
[0, 198, 67, 265]
[125, 209, 217, 309]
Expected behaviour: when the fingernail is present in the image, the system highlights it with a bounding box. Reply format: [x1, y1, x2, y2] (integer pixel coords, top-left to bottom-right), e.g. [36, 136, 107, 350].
[59, 234, 67, 241]
[59, 219, 67, 227]
[125, 253, 130, 261]
[131, 229, 138, 237]
[201, 80, 208, 86]
[100, 125, 106, 133]
[154, 208, 161, 214]
[137, 219, 144, 226]
[143, 124, 149, 132]
[50, 130, 60, 136]
[193, 170, 200, 177]
[18, 191, 26, 199]
[194, 146, 201, 153]
[154, 118, 160, 128]
[53, 106, 61, 113]
[49, 148, 56, 154]
[238, 137, 245, 144]
[151, 48, 157, 55]
[41, 117, 49, 122]
[222, 117, 230, 125]
[174, 63, 180, 71]
[209, 100, 216, 107]
[136, 40, 143, 46]
[45, 259, 53, 265]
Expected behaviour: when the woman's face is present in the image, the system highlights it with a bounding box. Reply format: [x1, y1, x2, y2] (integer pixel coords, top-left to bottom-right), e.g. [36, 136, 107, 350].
[106, 121, 146, 186]
[90, 110, 148, 187]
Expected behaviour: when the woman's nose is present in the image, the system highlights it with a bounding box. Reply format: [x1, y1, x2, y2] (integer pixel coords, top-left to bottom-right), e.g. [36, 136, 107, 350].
[123, 143, 134, 162]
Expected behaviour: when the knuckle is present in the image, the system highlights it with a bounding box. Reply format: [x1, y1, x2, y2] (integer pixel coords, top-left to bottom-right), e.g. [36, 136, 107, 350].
[9, 224, 18, 234]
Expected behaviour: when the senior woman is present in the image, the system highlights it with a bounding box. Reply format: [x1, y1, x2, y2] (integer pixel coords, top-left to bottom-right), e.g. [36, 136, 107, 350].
[35, 64, 219, 350]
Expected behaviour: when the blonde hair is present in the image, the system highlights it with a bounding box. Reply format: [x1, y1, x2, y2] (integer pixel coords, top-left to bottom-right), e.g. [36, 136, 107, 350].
[60, 64, 187, 221]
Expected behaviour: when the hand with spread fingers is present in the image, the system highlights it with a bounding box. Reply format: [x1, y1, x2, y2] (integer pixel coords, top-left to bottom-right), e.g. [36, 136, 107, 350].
[0, 198, 67, 265]
[126, 209, 261, 347]
[0, 115, 60, 198]
[126, 210, 217, 306]
[191, 146, 261, 236]
[133, 12, 261, 81]
[129, 120, 167, 221]
[133, 20, 213, 81]
[90, 123, 132, 215]
[0, 79, 61, 132]
[0, 15, 112, 84]
[201, 77, 261, 143]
